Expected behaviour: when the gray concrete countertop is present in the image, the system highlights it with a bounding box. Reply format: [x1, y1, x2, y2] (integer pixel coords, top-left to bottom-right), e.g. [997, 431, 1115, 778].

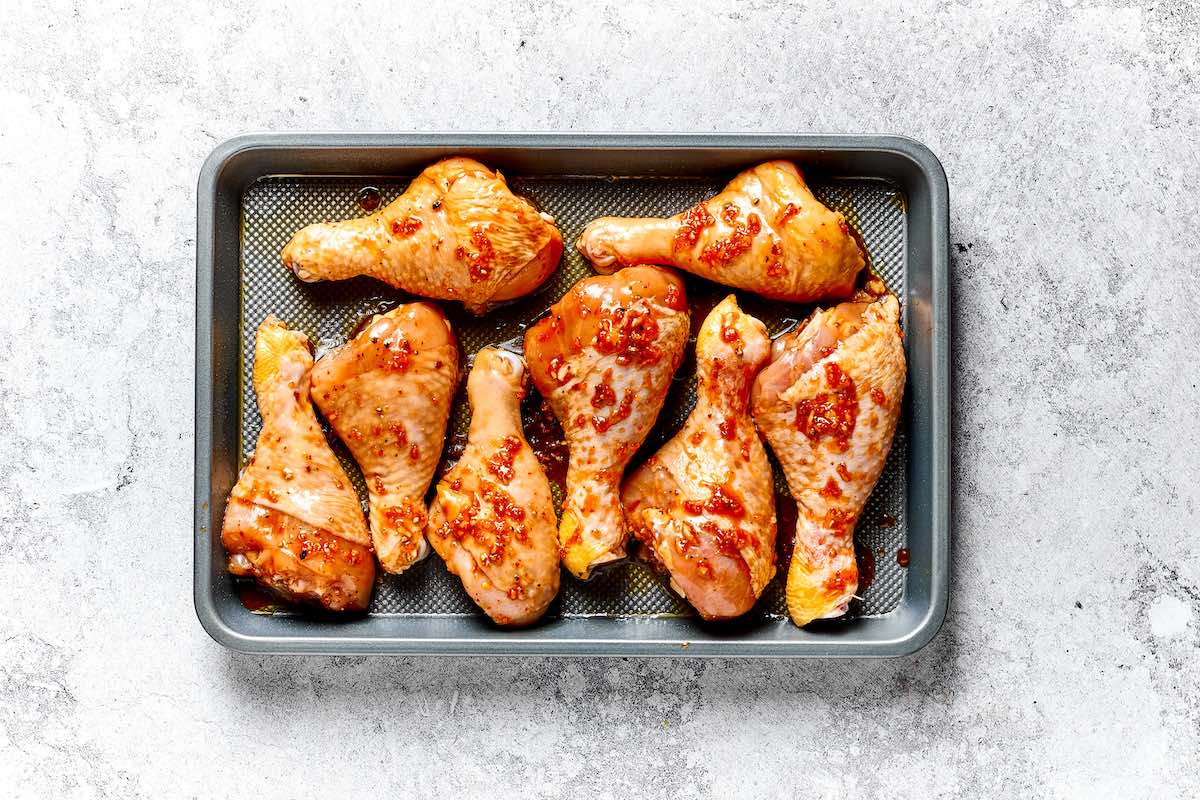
[1, 1, 1196, 797]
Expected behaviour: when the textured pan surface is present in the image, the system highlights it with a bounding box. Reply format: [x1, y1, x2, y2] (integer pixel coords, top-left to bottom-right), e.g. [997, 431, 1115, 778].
[239, 173, 907, 619]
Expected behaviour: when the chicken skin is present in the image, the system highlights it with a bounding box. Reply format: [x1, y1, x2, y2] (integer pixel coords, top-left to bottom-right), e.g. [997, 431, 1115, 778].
[750, 278, 906, 626]
[525, 266, 690, 580]
[427, 348, 560, 626]
[282, 157, 564, 314]
[622, 296, 776, 620]
[222, 317, 375, 612]
[577, 160, 864, 303]
[310, 303, 458, 574]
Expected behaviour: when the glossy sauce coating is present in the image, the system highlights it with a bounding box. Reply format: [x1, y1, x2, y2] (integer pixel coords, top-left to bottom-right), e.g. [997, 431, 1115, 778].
[311, 302, 459, 574]
[222, 317, 375, 612]
[578, 160, 865, 302]
[427, 348, 560, 626]
[283, 157, 564, 314]
[622, 295, 776, 621]
[751, 279, 906, 627]
[525, 266, 690, 580]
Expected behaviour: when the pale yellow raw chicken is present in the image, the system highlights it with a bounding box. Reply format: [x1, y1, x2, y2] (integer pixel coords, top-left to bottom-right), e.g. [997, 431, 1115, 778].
[222, 316, 375, 612]
[427, 348, 560, 626]
[751, 278, 906, 626]
[622, 296, 776, 620]
[282, 157, 563, 314]
[310, 303, 458, 574]
[577, 160, 864, 302]
[524, 266, 690, 580]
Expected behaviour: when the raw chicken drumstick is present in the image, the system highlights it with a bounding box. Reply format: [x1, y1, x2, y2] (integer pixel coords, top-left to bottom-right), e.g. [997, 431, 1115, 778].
[427, 348, 560, 626]
[311, 303, 459, 574]
[577, 160, 864, 303]
[750, 278, 906, 626]
[282, 157, 564, 314]
[622, 296, 776, 620]
[222, 316, 375, 612]
[525, 266, 690, 580]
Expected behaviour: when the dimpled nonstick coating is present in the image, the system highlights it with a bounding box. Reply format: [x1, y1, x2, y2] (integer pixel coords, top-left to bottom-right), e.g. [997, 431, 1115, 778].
[239, 173, 907, 620]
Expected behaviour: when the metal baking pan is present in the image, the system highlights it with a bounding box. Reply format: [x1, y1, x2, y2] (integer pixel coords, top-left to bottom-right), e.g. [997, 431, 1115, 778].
[195, 133, 949, 657]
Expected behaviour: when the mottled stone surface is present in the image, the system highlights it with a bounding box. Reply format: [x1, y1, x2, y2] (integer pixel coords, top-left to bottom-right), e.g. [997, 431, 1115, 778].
[1, 1, 1197, 797]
